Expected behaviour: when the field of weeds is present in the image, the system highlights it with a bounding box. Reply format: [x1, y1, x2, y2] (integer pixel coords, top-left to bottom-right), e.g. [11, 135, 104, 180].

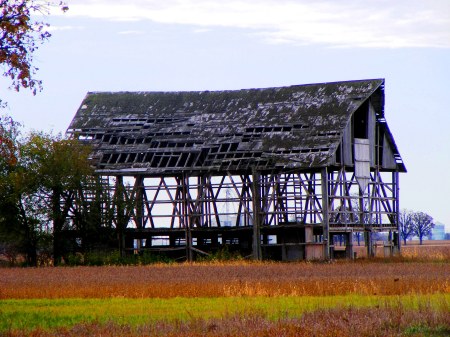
[1, 260, 449, 299]
[401, 240, 450, 260]
[1, 295, 448, 331]
[350, 240, 450, 261]
[2, 304, 449, 337]
[0, 245, 449, 336]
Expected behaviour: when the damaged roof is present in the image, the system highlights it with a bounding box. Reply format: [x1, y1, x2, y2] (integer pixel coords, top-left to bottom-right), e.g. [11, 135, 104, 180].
[67, 79, 402, 175]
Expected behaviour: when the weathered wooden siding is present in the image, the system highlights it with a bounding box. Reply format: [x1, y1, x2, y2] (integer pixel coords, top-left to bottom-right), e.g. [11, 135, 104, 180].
[382, 134, 397, 169]
[342, 121, 353, 166]
[354, 138, 371, 193]
[368, 101, 377, 167]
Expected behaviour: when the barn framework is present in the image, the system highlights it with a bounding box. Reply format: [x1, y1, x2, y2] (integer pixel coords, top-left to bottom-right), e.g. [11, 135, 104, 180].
[67, 79, 406, 261]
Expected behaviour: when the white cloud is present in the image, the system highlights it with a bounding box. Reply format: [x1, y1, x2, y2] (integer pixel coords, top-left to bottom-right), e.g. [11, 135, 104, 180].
[55, 0, 450, 48]
[47, 25, 84, 32]
[118, 30, 145, 35]
[193, 28, 211, 34]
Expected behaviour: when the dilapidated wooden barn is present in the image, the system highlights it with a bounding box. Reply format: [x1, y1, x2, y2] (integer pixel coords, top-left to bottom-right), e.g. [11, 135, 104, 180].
[67, 79, 406, 261]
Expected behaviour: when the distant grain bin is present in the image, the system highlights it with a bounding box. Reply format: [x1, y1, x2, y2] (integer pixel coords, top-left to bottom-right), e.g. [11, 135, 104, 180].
[67, 79, 406, 261]
[430, 223, 446, 240]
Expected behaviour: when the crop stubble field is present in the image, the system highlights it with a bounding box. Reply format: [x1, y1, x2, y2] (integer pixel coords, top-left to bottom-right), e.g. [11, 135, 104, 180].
[0, 244, 449, 336]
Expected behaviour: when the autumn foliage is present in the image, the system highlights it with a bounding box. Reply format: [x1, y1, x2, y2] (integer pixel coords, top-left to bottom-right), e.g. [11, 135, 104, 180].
[0, 0, 68, 95]
[1, 0, 49, 93]
[0, 115, 20, 166]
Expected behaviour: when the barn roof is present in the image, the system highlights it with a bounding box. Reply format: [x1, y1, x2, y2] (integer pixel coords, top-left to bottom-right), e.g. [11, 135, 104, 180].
[67, 79, 404, 175]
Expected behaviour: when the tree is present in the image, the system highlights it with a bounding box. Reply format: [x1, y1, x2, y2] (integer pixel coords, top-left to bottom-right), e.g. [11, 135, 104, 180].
[0, 114, 24, 263]
[20, 131, 92, 265]
[399, 209, 414, 245]
[0, 114, 20, 166]
[0, 165, 50, 266]
[0, 124, 93, 266]
[0, 0, 68, 103]
[0, 114, 47, 266]
[411, 211, 435, 245]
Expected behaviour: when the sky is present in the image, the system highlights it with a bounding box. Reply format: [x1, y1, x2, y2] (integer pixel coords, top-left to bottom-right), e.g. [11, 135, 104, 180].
[1, 0, 450, 230]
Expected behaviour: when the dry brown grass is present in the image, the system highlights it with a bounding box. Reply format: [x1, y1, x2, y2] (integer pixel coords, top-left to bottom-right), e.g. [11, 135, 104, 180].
[2, 305, 449, 337]
[351, 240, 450, 261]
[1, 260, 448, 299]
[400, 241, 450, 260]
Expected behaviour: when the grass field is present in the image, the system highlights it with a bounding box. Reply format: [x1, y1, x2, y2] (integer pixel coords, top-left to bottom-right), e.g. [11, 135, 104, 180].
[0, 243, 449, 336]
[1, 295, 449, 336]
[1, 260, 448, 298]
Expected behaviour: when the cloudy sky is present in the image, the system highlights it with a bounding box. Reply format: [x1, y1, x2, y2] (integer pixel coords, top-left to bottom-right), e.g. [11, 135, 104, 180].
[2, 0, 450, 229]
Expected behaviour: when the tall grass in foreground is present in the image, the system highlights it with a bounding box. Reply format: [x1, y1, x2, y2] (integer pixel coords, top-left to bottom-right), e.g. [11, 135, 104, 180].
[1, 305, 449, 337]
[1, 261, 448, 298]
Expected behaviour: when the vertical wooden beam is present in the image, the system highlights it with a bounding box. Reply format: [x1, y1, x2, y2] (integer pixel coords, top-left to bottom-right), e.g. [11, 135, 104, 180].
[115, 176, 126, 257]
[252, 169, 262, 260]
[394, 171, 401, 253]
[134, 175, 144, 251]
[321, 168, 330, 259]
[365, 230, 374, 257]
[135, 176, 144, 229]
[181, 173, 193, 261]
[198, 175, 205, 227]
[345, 232, 354, 259]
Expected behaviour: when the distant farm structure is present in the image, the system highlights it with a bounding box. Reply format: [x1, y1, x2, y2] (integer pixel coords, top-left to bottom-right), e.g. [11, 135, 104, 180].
[67, 79, 406, 261]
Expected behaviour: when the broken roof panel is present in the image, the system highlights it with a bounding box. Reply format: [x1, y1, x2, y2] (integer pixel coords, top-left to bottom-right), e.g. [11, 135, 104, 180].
[67, 79, 404, 175]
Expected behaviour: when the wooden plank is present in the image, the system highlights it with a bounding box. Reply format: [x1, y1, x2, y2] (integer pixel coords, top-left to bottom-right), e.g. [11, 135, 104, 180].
[354, 138, 371, 193]
[252, 169, 262, 260]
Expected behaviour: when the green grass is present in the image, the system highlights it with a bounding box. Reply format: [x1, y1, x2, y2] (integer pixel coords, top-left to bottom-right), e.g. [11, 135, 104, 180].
[404, 325, 450, 337]
[0, 294, 448, 332]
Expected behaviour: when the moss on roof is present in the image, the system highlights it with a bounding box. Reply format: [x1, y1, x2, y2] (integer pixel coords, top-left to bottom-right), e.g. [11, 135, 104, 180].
[67, 79, 390, 175]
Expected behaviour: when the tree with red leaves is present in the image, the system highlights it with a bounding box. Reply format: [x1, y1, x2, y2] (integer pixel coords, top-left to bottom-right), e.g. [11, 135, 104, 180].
[0, 0, 68, 97]
[0, 114, 20, 168]
[1, 1, 67, 166]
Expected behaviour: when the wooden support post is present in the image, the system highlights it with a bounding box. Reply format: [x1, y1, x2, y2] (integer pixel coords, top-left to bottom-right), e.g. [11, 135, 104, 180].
[321, 168, 330, 260]
[135, 176, 144, 251]
[393, 232, 399, 255]
[365, 230, 374, 258]
[345, 232, 354, 259]
[252, 169, 262, 260]
[182, 174, 193, 262]
[115, 176, 126, 257]
[199, 175, 206, 227]
[394, 171, 401, 254]
[358, 181, 374, 258]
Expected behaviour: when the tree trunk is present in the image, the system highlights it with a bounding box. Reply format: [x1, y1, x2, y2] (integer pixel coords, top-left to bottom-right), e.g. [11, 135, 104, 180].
[52, 188, 63, 266]
[26, 240, 37, 266]
[24, 223, 37, 266]
[18, 199, 38, 267]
